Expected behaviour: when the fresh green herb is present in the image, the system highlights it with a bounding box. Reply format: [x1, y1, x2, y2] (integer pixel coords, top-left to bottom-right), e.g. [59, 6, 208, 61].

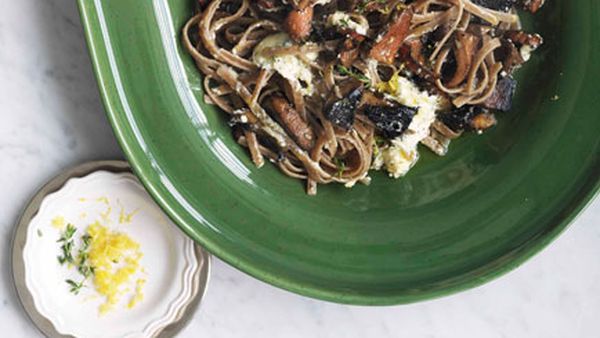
[336, 65, 371, 87]
[57, 242, 73, 265]
[58, 224, 77, 242]
[82, 234, 92, 248]
[57, 224, 77, 265]
[77, 264, 93, 278]
[77, 234, 94, 278]
[66, 279, 85, 295]
[334, 157, 347, 178]
[339, 18, 351, 28]
[37, 229, 43, 237]
[57, 225, 96, 295]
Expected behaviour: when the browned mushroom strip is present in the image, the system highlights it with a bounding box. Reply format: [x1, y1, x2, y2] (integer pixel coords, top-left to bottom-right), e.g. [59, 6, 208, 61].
[522, 0, 545, 13]
[505, 30, 544, 48]
[269, 95, 316, 150]
[370, 8, 414, 64]
[285, 0, 314, 41]
[447, 32, 480, 88]
[470, 112, 497, 131]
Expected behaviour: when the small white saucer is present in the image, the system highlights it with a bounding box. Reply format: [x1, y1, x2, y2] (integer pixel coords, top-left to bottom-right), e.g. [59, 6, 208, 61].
[12, 161, 210, 338]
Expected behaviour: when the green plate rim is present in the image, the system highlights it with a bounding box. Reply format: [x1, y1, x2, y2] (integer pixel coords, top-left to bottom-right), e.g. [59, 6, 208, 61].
[76, 0, 600, 305]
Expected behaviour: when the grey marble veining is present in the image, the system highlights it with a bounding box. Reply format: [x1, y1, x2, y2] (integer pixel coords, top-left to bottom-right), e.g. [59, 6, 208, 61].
[1, 1, 600, 337]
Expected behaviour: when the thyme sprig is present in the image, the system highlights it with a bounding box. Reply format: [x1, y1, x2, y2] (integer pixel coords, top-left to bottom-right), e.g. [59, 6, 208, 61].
[57, 224, 77, 265]
[57, 224, 96, 295]
[336, 65, 371, 87]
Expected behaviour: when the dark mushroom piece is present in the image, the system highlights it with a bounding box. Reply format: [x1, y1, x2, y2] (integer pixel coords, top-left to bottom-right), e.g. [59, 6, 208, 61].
[439, 105, 481, 132]
[440, 105, 497, 133]
[497, 38, 525, 74]
[324, 87, 363, 130]
[482, 76, 517, 112]
[364, 104, 417, 139]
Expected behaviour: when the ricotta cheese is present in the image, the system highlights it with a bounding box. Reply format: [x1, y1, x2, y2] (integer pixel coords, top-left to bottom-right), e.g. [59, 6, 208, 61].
[374, 75, 440, 178]
[328, 11, 369, 36]
[252, 33, 318, 96]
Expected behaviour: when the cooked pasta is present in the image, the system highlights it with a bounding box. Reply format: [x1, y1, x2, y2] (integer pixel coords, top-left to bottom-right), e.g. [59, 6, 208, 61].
[183, 0, 545, 194]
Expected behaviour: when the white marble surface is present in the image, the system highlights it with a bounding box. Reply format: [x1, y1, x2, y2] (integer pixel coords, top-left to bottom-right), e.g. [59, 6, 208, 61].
[1, 1, 600, 337]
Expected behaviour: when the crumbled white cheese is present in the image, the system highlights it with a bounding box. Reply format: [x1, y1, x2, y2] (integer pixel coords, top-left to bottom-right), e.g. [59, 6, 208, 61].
[520, 45, 533, 62]
[380, 143, 420, 178]
[376, 76, 440, 178]
[328, 11, 369, 36]
[252, 33, 318, 96]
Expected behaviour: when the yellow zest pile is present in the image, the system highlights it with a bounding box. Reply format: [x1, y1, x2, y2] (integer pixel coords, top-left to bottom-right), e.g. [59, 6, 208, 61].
[87, 221, 145, 314]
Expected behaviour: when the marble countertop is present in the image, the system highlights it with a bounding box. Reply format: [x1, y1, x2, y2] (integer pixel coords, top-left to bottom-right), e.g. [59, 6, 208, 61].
[2, 1, 599, 337]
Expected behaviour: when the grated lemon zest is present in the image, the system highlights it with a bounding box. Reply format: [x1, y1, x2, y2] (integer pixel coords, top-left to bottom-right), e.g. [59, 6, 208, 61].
[51, 216, 66, 230]
[100, 206, 112, 225]
[119, 206, 139, 225]
[128, 279, 146, 309]
[87, 221, 144, 314]
[376, 72, 400, 94]
[96, 196, 109, 205]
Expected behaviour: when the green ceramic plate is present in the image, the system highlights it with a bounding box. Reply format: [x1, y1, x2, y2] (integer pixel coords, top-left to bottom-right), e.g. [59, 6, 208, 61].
[78, 0, 600, 305]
